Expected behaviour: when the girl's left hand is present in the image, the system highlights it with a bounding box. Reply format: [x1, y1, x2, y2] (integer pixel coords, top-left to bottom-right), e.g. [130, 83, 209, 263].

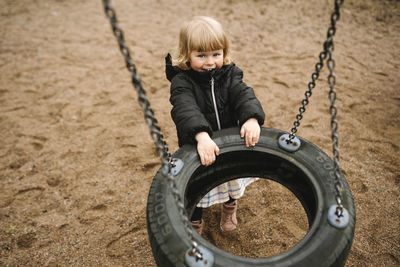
[240, 118, 260, 147]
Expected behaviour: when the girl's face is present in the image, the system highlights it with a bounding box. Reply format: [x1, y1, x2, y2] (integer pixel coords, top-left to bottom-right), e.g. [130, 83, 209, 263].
[189, 49, 224, 72]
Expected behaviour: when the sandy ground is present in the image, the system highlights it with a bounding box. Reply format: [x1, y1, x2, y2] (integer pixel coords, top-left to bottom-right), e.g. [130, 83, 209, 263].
[0, 0, 399, 266]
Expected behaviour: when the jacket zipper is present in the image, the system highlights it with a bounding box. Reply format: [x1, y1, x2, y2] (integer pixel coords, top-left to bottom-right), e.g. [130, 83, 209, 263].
[210, 77, 221, 130]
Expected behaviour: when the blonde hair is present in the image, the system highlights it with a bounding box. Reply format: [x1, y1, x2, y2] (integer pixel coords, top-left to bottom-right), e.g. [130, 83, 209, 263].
[174, 16, 231, 69]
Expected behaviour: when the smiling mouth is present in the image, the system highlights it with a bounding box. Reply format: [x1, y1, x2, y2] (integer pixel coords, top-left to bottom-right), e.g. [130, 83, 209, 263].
[202, 68, 214, 72]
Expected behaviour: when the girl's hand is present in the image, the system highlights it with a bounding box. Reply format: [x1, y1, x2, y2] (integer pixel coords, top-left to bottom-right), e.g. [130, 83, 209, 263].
[240, 118, 260, 147]
[195, 132, 220, 166]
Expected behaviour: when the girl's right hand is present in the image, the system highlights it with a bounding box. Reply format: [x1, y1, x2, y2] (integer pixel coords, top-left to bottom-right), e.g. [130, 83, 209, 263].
[195, 132, 220, 166]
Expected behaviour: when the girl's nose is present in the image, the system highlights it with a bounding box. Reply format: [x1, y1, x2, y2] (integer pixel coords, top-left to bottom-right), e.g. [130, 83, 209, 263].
[205, 56, 214, 65]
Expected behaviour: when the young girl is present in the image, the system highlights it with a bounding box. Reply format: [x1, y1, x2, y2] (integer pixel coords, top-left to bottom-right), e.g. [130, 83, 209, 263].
[166, 16, 265, 235]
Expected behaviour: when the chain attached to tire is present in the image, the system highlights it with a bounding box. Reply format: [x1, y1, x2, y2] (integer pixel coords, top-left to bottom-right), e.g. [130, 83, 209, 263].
[102, 0, 203, 260]
[287, 0, 345, 217]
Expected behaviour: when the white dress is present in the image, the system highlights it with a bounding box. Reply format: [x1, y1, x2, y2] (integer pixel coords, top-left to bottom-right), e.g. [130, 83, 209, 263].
[196, 178, 258, 208]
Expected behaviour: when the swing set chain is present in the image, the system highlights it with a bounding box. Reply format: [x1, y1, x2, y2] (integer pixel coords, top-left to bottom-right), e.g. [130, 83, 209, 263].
[102, 0, 203, 260]
[102, 0, 170, 166]
[327, 40, 344, 217]
[288, 0, 345, 217]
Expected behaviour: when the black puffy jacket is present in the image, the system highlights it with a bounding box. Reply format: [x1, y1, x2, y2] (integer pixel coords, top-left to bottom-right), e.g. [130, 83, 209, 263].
[166, 54, 265, 147]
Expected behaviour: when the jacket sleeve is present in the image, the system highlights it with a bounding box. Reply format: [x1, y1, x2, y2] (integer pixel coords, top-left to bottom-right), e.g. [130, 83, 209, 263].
[229, 66, 265, 126]
[170, 75, 213, 146]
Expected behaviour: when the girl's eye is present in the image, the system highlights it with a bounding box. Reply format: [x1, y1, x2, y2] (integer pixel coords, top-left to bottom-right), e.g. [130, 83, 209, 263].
[197, 54, 205, 58]
[213, 53, 221, 57]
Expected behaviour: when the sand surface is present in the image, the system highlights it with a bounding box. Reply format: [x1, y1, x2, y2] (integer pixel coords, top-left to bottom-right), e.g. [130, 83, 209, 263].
[1, 0, 399, 266]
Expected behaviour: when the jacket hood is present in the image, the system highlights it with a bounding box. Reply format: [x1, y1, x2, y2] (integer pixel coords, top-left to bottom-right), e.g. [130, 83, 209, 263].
[165, 53, 182, 82]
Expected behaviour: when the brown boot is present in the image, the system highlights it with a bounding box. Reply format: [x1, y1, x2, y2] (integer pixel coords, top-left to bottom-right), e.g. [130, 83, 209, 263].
[191, 219, 203, 235]
[220, 201, 238, 232]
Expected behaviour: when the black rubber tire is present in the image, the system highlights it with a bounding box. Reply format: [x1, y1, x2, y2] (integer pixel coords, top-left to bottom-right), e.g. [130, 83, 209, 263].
[146, 127, 355, 267]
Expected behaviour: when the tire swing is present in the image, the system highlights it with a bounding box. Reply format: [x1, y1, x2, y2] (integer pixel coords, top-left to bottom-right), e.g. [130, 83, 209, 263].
[102, 1, 355, 267]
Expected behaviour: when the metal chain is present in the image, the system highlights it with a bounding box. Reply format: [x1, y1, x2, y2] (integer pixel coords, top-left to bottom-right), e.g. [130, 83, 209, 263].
[102, 0, 203, 260]
[102, 0, 170, 166]
[327, 40, 344, 217]
[288, 0, 345, 216]
[288, 0, 343, 142]
[287, 51, 326, 142]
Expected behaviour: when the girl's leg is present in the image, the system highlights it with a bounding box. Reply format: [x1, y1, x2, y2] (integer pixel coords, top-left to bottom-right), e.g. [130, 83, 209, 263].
[191, 207, 203, 235]
[221, 196, 238, 232]
[225, 196, 236, 204]
[191, 207, 203, 221]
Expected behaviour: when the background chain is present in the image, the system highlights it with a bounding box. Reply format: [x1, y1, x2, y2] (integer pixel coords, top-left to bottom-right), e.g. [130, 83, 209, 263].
[102, 0, 203, 260]
[288, 0, 345, 216]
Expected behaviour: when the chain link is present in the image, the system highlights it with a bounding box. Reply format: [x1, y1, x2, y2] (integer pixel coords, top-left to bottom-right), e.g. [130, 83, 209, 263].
[288, 0, 345, 216]
[102, 0, 203, 259]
